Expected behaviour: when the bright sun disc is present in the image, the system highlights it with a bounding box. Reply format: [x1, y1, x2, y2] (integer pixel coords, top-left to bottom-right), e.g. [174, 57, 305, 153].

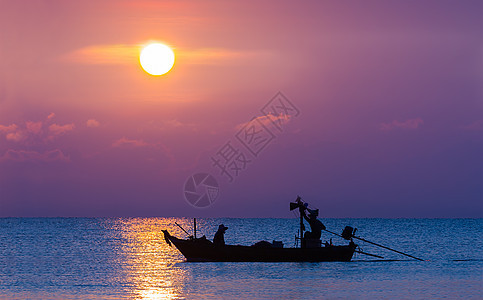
[140, 43, 175, 76]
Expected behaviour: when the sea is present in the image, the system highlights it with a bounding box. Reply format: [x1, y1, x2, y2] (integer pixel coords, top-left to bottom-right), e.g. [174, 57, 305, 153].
[0, 218, 481, 299]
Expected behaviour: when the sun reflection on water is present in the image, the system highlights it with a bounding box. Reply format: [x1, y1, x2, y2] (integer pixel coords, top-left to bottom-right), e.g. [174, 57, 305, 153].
[107, 218, 194, 299]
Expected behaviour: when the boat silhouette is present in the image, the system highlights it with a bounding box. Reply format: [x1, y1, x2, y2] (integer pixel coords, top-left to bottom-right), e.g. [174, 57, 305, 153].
[162, 230, 357, 262]
[162, 197, 358, 262]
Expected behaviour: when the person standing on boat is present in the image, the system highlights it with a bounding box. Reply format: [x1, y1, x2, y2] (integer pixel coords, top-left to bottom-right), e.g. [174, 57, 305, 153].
[213, 224, 228, 246]
[302, 209, 326, 240]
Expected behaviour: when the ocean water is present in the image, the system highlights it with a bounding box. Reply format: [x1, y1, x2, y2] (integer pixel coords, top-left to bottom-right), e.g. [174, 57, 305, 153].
[0, 218, 481, 299]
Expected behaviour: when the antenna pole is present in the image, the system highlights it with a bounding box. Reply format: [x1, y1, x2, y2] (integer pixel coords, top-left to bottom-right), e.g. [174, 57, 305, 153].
[299, 206, 304, 248]
[194, 218, 197, 239]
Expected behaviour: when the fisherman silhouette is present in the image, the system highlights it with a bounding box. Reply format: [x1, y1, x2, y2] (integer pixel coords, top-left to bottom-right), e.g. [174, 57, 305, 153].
[213, 224, 228, 246]
[302, 208, 326, 240]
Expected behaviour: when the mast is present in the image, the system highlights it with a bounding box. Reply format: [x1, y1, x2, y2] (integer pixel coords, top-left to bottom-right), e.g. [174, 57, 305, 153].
[194, 218, 197, 239]
[299, 205, 304, 248]
[290, 196, 306, 248]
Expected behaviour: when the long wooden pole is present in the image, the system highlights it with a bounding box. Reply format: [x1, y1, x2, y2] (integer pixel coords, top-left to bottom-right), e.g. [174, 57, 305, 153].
[323, 229, 422, 261]
[355, 250, 384, 259]
[324, 229, 383, 258]
[352, 235, 424, 261]
[324, 229, 341, 237]
[175, 222, 190, 236]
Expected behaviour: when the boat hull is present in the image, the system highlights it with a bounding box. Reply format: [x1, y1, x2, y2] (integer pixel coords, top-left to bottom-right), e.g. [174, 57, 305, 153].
[163, 230, 356, 262]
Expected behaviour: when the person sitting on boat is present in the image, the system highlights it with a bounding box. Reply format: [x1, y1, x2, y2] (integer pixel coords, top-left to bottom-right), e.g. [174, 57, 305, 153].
[213, 224, 228, 246]
[302, 208, 326, 240]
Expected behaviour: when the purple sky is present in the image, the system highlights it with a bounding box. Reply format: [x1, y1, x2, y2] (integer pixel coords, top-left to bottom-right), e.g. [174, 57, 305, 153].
[0, 0, 481, 217]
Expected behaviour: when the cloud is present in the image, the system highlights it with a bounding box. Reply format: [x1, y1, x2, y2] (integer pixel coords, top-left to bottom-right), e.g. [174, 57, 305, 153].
[461, 120, 483, 131]
[163, 119, 184, 128]
[49, 123, 75, 136]
[86, 119, 100, 128]
[157, 119, 197, 132]
[1, 121, 43, 142]
[380, 118, 424, 131]
[1, 118, 76, 144]
[235, 113, 291, 131]
[112, 137, 149, 147]
[0, 149, 70, 163]
[0, 124, 18, 133]
[6, 131, 24, 142]
[26, 121, 42, 134]
[0, 123, 24, 142]
[47, 112, 55, 120]
[1, 122, 43, 143]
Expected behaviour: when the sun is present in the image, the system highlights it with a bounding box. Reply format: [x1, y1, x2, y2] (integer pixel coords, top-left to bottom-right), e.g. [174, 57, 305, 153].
[140, 43, 175, 76]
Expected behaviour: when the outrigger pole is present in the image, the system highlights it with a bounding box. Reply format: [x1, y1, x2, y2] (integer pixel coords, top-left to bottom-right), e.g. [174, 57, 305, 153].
[355, 250, 384, 259]
[351, 235, 423, 261]
[322, 229, 383, 259]
[323, 228, 423, 261]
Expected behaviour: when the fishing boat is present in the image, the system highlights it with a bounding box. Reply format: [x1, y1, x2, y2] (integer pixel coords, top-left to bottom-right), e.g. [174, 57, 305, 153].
[162, 230, 357, 262]
[162, 197, 423, 262]
[162, 197, 361, 262]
